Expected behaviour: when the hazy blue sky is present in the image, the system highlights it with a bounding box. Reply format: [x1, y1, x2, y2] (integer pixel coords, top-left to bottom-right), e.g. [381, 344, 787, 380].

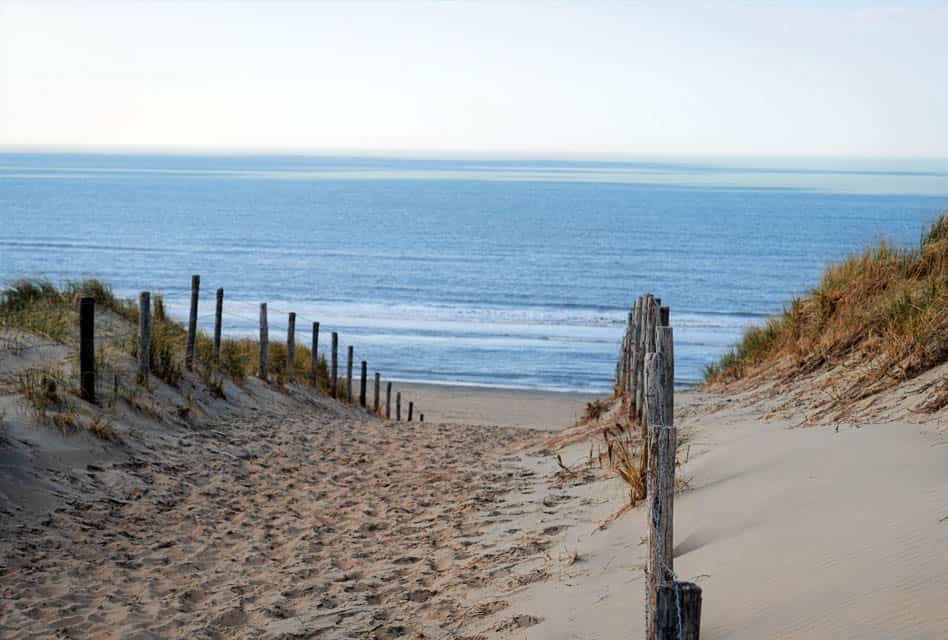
[2, 1, 947, 156]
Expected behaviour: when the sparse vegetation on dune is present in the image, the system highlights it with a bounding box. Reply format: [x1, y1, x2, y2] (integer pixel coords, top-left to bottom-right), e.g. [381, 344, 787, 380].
[704, 212, 948, 411]
[1, 278, 339, 433]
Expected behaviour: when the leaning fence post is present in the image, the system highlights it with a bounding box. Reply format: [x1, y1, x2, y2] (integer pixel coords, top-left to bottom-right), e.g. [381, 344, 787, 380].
[185, 274, 199, 370]
[655, 582, 702, 640]
[79, 297, 96, 403]
[360, 361, 367, 407]
[213, 287, 223, 363]
[346, 346, 354, 402]
[331, 332, 338, 398]
[310, 322, 319, 386]
[138, 292, 151, 383]
[385, 382, 392, 419]
[408, 401, 413, 421]
[373, 372, 380, 412]
[259, 303, 269, 380]
[396, 392, 401, 421]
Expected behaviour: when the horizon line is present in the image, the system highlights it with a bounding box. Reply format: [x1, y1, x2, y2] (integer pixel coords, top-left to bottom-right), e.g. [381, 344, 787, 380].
[2, 144, 947, 163]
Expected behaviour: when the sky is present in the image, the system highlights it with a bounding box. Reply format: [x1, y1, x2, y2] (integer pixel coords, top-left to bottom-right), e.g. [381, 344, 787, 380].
[1, 1, 947, 157]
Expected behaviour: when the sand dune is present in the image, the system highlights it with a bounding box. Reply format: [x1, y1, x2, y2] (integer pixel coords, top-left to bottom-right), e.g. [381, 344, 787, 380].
[3, 355, 947, 638]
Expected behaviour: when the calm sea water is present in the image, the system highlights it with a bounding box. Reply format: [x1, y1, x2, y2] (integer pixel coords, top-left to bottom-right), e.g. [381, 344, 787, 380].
[2, 153, 947, 392]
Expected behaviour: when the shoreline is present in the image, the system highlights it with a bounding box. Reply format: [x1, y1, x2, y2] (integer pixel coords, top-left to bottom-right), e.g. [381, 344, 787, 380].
[391, 381, 601, 431]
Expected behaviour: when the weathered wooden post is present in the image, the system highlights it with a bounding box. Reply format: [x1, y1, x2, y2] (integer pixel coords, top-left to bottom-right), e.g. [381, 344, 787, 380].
[385, 381, 392, 419]
[655, 582, 702, 640]
[396, 392, 401, 421]
[408, 401, 414, 421]
[185, 274, 199, 370]
[645, 352, 676, 640]
[213, 287, 223, 363]
[636, 295, 651, 426]
[79, 297, 96, 403]
[373, 372, 380, 412]
[658, 326, 675, 426]
[138, 292, 151, 383]
[630, 297, 642, 401]
[259, 303, 269, 380]
[330, 332, 338, 398]
[346, 346, 354, 402]
[359, 361, 367, 407]
[310, 322, 319, 386]
[286, 312, 296, 382]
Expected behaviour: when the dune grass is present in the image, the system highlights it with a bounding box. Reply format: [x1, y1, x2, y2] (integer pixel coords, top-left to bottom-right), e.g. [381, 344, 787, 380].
[704, 212, 948, 403]
[0, 278, 137, 341]
[1, 278, 333, 393]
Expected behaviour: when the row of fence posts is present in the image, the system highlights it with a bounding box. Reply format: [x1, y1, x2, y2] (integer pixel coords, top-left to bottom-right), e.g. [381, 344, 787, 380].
[616, 293, 702, 640]
[76, 275, 425, 423]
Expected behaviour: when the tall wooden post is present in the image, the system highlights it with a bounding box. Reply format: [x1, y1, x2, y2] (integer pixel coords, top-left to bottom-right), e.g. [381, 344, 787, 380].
[330, 332, 338, 398]
[359, 361, 367, 407]
[373, 372, 380, 412]
[138, 292, 151, 383]
[79, 297, 96, 403]
[346, 346, 354, 403]
[629, 296, 642, 408]
[645, 352, 675, 640]
[213, 287, 223, 363]
[396, 392, 401, 421]
[259, 303, 269, 380]
[658, 326, 675, 426]
[286, 312, 296, 382]
[310, 322, 319, 386]
[385, 382, 392, 419]
[185, 274, 199, 370]
[408, 401, 414, 421]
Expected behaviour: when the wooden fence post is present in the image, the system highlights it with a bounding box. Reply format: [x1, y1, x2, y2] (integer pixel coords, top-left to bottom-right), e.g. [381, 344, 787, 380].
[138, 292, 151, 383]
[396, 392, 401, 421]
[385, 382, 392, 419]
[331, 332, 338, 398]
[287, 312, 296, 382]
[79, 297, 96, 403]
[213, 287, 223, 363]
[374, 372, 380, 412]
[645, 352, 676, 640]
[636, 295, 652, 426]
[185, 274, 199, 370]
[360, 361, 367, 407]
[311, 322, 320, 386]
[408, 401, 413, 421]
[630, 297, 642, 403]
[658, 326, 675, 426]
[655, 582, 702, 640]
[346, 346, 353, 403]
[259, 303, 269, 380]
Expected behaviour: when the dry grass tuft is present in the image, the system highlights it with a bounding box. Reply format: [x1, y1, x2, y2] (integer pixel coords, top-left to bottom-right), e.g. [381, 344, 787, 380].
[704, 212, 948, 412]
[582, 398, 611, 423]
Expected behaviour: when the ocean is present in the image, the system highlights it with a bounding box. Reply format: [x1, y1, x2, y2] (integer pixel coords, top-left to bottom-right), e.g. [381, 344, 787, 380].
[2, 152, 947, 392]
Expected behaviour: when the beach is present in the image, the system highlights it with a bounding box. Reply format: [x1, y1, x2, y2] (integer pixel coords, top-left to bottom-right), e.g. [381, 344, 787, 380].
[3, 356, 948, 638]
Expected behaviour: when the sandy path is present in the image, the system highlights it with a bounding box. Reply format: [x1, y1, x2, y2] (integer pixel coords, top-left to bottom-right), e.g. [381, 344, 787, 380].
[0, 401, 568, 639]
